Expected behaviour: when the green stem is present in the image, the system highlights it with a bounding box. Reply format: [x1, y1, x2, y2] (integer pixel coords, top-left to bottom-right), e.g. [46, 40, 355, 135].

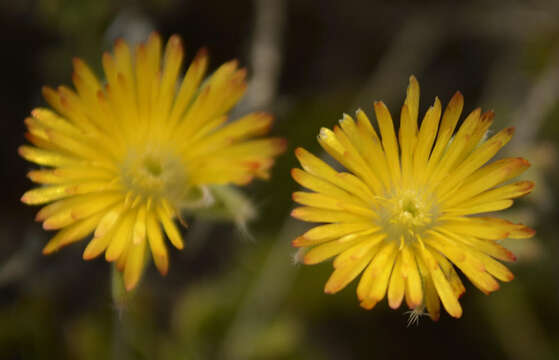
[111, 264, 129, 360]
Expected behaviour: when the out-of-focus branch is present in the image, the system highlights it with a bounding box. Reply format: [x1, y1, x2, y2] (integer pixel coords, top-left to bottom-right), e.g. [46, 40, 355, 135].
[219, 1, 286, 359]
[509, 49, 559, 148]
[242, 0, 285, 111]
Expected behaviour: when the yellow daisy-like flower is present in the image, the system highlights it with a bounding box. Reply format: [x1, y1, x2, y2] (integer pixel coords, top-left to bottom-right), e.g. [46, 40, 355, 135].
[291, 76, 535, 320]
[20, 32, 285, 290]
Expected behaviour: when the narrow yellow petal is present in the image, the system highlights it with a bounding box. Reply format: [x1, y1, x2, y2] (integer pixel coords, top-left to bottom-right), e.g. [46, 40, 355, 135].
[298, 223, 373, 242]
[373, 101, 401, 184]
[361, 242, 398, 309]
[356, 241, 395, 301]
[303, 238, 364, 265]
[291, 206, 372, 223]
[419, 246, 463, 318]
[417, 254, 441, 321]
[294, 147, 375, 203]
[168, 48, 209, 126]
[43, 212, 104, 254]
[325, 245, 376, 294]
[438, 127, 515, 198]
[124, 236, 147, 291]
[401, 245, 423, 308]
[105, 209, 136, 262]
[404, 75, 420, 127]
[444, 157, 530, 207]
[387, 253, 405, 309]
[413, 97, 441, 181]
[333, 234, 385, 269]
[156, 204, 184, 250]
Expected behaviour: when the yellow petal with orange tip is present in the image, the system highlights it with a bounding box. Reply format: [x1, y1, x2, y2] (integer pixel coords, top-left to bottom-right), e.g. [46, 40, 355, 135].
[132, 202, 147, 245]
[168, 48, 209, 127]
[338, 114, 363, 154]
[360, 242, 398, 309]
[291, 168, 358, 203]
[355, 109, 392, 189]
[105, 209, 136, 262]
[43, 211, 104, 254]
[445, 200, 514, 217]
[292, 191, 361, 212]
[438, 127, 515, 199]
[460, 110, 495, 161]
[439, 216, 528, 240]
[30, 108, 82, 137]
[303, 238, 364, 265]
[454, 181, 534, 210]
[413, 97, 441, 179]
[325, 245, 376, 294]
[419, 245, 463, 318]
[293, 223, 377, 247]
[19, 145, 78, 168]
[332, 125, 384, 195]
[417, 254, 441, 321]
[428, 108, 481, 185]
[157, 34, 184, 121]
[356, 241, 395, 301]
[398, 104, 415, 183]
[401, 245, 423, 309]
[404, 75, 420, 127]
[459, 236, 516, 262]
[428, 91, 463, 167]
[42, 192, 122, 230]
[294, 147, 375, 203]
[476, 251, 515, 282]
[333, 234, 385, 269]
[291, 206, 372, 223]
[82, 209, 124, 261]
[445, 157, 530, 207]
[22, 184, 74, 205]
[124, 235, 147, 290]
[146, 206, 169, 275]
[373, 101, 401, 184]
[26, 166, 114, 185]
[387, 253, 405, 309]
[156, 203, 184, 250]
[432, 251, 465, 298]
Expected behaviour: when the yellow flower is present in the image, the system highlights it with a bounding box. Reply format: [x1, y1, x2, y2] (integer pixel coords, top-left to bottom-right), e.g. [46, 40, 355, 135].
[291, 76, 535, 320]
[20, 32, 286, 290]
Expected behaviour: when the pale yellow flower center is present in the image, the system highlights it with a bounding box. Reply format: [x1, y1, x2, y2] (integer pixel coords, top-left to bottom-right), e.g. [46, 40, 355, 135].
[377, 189, 437, 244]
[120, 146, 190, 202]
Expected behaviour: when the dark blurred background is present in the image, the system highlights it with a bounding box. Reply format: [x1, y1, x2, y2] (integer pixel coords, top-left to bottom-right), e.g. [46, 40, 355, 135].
[1, 0, 559, 359]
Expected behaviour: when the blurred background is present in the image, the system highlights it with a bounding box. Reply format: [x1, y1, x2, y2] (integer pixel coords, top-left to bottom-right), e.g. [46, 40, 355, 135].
[1, 0, 559, 359]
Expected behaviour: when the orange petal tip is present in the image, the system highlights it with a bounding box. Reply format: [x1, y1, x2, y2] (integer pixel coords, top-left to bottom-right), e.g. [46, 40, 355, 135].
[294, 147, 305, 157]
[168, 34, 182, 45]
[359, 299, 378, 310]
[42, 244, 57, 255]
[290, 208, 299, 218]
[82, 249, 98, 261]
[291, 236, 306, 247]
[42, 222, 56, 231]
[194, 47, 209, 62]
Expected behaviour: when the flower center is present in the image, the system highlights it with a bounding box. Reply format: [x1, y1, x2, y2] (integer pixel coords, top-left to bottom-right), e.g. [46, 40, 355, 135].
[120, 146, 190, 203]
[376, 189, 437, 243]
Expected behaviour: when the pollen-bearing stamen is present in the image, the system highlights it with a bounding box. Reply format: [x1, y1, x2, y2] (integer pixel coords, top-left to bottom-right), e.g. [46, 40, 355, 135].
[20, 32, 286, 290]
[291, 75, 535, 320]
